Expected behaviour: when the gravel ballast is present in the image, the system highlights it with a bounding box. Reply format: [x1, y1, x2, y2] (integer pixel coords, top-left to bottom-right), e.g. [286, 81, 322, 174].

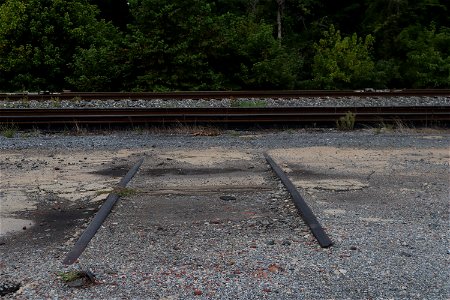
[0, 130, 449, 299]
[1, 95, 449, 109]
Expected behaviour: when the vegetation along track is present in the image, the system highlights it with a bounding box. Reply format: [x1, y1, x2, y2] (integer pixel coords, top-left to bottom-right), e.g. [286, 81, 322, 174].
[0, 90, 449, 127]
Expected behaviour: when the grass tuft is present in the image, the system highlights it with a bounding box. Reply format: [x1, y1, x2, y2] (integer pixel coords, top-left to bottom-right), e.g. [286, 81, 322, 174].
[51, 97, 61, 108]
[0, 123, 19, 138]
[58, 271, 83, 282]
[336, 111, 356, 130]
[230, 99, 267, 108]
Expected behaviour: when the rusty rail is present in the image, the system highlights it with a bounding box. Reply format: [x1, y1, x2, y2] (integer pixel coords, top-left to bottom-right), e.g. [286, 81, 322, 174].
[1, 89, 449, 100]
[0, 106, 448, 125]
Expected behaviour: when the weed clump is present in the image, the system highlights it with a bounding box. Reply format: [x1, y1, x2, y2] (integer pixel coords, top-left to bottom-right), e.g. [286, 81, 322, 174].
[230, 99, 267, 108]
[0, 124, 18, 138]
[336, 111, 355, 130]
[51, 97, 61, 108]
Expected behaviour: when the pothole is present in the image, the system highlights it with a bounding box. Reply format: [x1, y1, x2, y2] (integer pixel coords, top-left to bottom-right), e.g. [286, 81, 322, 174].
[0, 281, 21, 297]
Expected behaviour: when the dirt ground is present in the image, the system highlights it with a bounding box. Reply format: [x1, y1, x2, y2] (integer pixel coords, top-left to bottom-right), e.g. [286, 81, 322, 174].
[1, 144, 448, 243]
[0, 134, 449, 299]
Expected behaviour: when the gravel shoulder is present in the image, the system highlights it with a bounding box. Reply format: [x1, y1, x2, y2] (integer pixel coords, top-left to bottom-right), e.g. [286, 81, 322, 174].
[1, 95, 449, 109]
[0, 129, 449, 299]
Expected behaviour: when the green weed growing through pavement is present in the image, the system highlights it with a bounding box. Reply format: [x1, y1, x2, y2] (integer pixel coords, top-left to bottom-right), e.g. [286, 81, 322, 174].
[58, 271, 83, 283]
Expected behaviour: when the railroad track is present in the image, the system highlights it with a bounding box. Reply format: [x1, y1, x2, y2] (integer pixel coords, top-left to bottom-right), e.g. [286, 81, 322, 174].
[1, 89, 450, 100]
[0, 106, 448, 126]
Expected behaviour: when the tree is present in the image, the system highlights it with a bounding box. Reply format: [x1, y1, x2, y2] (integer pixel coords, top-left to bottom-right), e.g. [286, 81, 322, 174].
[66, 29, 125, 91]
[312, 25, 376, 89]
[89, 0, 131, 30]
[398, 25, 450, 88]
[0, 0, 121, 91]
[125, 0, 223, 91]
[212, 15, 301, 89]
[363, 0, 449, 59]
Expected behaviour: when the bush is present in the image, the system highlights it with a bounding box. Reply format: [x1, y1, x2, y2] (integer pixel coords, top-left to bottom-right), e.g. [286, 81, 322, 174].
[312, 25, 376, 89]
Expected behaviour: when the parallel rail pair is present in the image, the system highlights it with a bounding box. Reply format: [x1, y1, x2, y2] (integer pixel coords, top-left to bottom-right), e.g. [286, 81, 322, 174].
[63, 154, 333, 265]
[1, 89, 450, 100]
[1, 106, 448, 125]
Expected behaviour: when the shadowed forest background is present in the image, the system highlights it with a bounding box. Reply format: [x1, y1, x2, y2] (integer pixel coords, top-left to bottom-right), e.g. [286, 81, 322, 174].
[0, 0, 449, 92]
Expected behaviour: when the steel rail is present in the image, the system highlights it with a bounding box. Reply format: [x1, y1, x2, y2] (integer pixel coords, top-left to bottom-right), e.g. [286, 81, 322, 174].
[1, 89, 449, 100]
[63, 158, 144, 265]
[1, 106, 449, 125]
[264, 153, 333, 248]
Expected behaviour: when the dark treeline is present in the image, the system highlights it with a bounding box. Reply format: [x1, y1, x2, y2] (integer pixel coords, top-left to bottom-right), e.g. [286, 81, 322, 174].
[0, 0, 449, 92]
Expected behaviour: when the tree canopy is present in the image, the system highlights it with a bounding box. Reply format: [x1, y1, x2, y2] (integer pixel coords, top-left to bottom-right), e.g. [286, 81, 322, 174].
[0, 0, 448, 91]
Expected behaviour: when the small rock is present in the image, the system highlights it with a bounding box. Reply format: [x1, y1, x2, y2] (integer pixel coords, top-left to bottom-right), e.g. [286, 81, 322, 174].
[266, 240, 275, 245]
[67, 278, 84, 288]
[227, 260, 236, 266]
[54, 167, 61, 170]
[193, 289, 202, 296]
[400, 251, 412, 257]
[350, 246, 358, 251]
[268, 264, 282, 273]
[260, 219, 271, 226]
[247, 220, 257, 226]
[282, 240, 291, 246]
[22, 226, 26, 230]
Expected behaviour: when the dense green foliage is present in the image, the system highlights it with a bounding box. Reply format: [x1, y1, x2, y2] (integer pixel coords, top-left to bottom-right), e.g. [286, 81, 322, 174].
[312, 26, 376, 89]
[0, 0, 120, 91]
[0, 0, 448, 91]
